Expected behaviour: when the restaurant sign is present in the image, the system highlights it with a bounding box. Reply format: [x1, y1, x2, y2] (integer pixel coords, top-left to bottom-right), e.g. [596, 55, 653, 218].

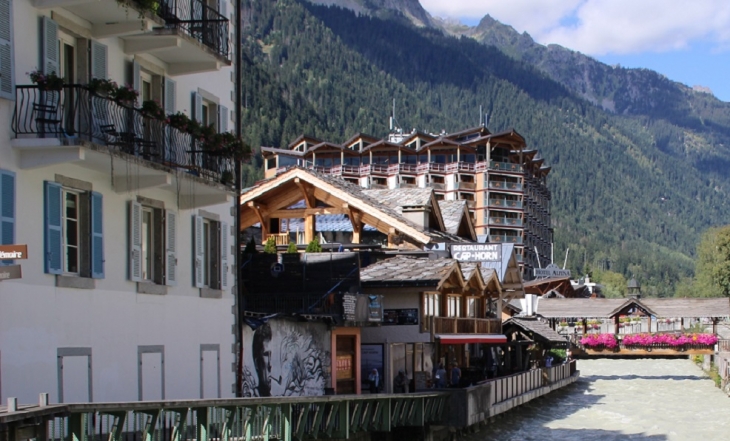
[450, 244, 502, 262]
[534, 263, 571, 278]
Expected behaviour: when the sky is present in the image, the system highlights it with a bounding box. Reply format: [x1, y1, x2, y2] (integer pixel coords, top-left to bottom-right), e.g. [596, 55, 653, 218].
[419, 0, 730, 102]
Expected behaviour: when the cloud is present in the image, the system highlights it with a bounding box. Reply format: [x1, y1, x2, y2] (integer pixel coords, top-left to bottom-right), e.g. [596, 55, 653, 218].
[420, 0, 730, 55]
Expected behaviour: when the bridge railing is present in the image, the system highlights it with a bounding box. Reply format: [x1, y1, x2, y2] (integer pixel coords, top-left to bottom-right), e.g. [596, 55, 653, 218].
[0, 393, 450, 441]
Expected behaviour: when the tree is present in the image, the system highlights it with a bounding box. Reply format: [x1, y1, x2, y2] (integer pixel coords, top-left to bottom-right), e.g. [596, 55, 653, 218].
[593, 269, 627, 298]
[286, 241, 299, 253]
[263, 236, 278, 254]
[693, 225, 730, 297]
[243, 236, 257, 254]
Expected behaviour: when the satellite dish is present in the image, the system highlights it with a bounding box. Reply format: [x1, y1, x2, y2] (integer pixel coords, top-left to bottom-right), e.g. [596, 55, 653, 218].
[270, 262, 285, 277]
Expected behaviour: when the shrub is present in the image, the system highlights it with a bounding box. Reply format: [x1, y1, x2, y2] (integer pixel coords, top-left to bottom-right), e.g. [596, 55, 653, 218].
[305, 238, 322, 253]
[263, 237, 277, 254]
[286, 242, 298, 254]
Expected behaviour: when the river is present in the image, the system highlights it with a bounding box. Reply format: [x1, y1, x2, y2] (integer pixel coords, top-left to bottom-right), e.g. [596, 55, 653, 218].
[465, 358, 730, 441]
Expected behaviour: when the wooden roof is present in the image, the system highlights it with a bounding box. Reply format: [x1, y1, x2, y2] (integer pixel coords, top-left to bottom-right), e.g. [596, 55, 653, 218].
[535, 298, 730, 319]
[503, 317, 569, 346]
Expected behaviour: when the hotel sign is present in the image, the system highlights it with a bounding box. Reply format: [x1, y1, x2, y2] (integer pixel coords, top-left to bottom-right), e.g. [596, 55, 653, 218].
[0, 245, 28, 260]
[534, 263, 571, 278]
[451, 244, 502, 262]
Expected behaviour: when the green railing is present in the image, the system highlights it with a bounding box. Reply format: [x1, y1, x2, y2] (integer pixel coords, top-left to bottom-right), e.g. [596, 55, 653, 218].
[0, 394, 449, 441]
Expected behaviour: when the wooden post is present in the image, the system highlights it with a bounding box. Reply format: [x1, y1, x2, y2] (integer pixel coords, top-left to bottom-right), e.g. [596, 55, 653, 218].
[712, 318, 718, 335]
[582, 318, 587, 336]
[614, 315, 619, 335]
[304, 215, 315, 244]
[647, 315, 652, 333]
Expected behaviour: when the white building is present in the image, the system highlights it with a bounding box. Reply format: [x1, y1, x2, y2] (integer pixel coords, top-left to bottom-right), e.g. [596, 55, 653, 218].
[0, 0, 237, 404]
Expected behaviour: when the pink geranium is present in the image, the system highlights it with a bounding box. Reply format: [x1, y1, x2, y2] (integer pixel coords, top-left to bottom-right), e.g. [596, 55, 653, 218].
[581, 333, 618, 349]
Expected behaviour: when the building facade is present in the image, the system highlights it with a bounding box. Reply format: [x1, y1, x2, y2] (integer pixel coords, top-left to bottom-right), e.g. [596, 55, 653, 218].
[261, 126, 553, 277]
[0, 0, 237, 404]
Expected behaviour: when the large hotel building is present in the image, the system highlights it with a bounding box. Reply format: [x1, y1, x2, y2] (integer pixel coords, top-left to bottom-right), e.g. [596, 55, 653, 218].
[261, 125, 553, 277]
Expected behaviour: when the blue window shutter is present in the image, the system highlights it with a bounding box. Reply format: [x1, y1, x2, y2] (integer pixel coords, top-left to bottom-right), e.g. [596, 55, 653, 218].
[164, 209, 177, 286]
[164, 78, 176, 114]
[0, 0, 15, 101]
[220, 221, 228, 290]
[218, 105, 228, 133]
[128, 200, 142, 282]
[44, 181, 62, 274]
[194, 215, 204, 288]
[90, 191, 104, 278]
[0, 169, 15, 265]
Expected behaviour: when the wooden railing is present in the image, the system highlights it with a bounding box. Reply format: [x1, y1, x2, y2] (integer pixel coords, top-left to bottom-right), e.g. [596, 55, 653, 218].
[429, 316, 501, 334]
[263, 233, 290, 245]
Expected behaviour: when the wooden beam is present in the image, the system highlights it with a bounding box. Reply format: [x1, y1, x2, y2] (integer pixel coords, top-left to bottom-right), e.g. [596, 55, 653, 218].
[344, 204, 363, 244]
[295, 178, 316, 208]
[304, 215, 316, 244]
[270, 207, 347, 218]
[248, 201, 269, 237]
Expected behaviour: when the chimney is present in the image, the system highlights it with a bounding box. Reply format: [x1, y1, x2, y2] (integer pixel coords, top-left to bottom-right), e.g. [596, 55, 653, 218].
[401, 205, 430, 230]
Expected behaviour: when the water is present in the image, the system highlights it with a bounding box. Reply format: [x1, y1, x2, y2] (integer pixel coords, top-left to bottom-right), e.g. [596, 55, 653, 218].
[465, 358, 730, 441]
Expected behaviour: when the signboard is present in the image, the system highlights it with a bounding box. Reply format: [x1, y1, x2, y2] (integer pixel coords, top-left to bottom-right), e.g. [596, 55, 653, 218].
[367, 295, 383, 322]
[360, 344, 384, 385]
[0, 245, 28, 260]
[0, 264, 22, 281]
[383, 308, 419, 326]
[451, 244, 502, 262]
[534, 263, 571, 278]
[342, 293, 357, 322]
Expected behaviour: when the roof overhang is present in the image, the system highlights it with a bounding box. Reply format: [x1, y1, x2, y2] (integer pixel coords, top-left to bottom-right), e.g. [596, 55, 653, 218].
[436, 334, 507, 344]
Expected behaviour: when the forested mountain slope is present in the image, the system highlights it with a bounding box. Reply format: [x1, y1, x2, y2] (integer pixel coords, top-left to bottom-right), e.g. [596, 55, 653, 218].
[241, 0, 730, 296]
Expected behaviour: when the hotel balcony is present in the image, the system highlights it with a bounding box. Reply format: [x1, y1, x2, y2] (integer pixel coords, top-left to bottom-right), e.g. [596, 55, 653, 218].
[12, 85, 233, 208]
[457, 181, 476, 190]
[33, 0, 230, 74]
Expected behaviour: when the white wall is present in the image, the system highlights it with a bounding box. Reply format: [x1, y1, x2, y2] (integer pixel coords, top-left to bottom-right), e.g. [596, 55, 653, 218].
[0, 0, 237, 404]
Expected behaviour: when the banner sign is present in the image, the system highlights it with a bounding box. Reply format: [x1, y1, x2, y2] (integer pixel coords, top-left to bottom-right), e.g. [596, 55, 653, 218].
[0, 264, 22, 281]
[534, 263, 571, 278]
[451, 244, 502, 262]
[0, 245, 28, 260]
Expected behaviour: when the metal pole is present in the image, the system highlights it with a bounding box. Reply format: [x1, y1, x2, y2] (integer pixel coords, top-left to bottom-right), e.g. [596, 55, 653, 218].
[234, 0, 243, 397]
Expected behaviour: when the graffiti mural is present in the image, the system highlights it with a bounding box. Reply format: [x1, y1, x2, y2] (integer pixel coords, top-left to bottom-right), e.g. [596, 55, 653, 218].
[241, 319, 331, 397]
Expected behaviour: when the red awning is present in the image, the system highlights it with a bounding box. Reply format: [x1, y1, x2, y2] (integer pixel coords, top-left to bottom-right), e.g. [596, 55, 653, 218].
[436, 334, 507, 344]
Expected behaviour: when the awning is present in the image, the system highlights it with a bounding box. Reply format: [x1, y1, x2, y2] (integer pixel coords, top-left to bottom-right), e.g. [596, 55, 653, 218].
[436, 334, 507, 344]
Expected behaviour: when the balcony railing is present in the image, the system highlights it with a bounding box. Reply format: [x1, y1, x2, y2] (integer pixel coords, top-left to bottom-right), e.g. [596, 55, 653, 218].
[489, 180, 523, 191]
[457, 181, 476, 190]
[426, 316, 502, 334]
[12, 85, 233, 183]
[490, 161, 523, 173]
[488, 216, 523, 227]
[488, 198, 523, 209]
[158, 0, 230, 59]
[489, 235, 523, 244]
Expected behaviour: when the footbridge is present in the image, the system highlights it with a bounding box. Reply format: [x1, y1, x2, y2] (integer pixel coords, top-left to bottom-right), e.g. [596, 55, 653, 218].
[0, 363, 578, 441]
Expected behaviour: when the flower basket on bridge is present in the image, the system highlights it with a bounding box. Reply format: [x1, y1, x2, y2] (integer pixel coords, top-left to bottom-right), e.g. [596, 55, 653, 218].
[621, 333, 718, 352]
[580, 333, 618, 351]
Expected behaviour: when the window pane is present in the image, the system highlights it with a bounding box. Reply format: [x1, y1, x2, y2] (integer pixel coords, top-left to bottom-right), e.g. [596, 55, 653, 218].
[65, 192, 77, 219]
[203, 220, 210, 286]
[66, 245, 78, 274]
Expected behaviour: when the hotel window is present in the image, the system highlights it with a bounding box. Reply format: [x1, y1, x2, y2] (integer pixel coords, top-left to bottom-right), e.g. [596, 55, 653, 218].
[44, 181, 104, 278]
[129, 201, 177, 286]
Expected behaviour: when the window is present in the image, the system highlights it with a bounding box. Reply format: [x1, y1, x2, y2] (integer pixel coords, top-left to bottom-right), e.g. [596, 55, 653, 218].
[0, 170, 15, 265]
[0, 0, 14, 100]
[129, 201, 176, 286]
[467, 297, 478, 318]
[44, 181, 103, 278]
[447, 296, 461, 317]
[193, 215, 229, 291]
[423, 293, 440, 317]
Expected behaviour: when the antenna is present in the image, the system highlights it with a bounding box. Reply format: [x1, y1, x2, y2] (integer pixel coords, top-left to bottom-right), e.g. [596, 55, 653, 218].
[479, 105, 483, 127]
[534, 246, 542, 269]
[563, 248, 569, 269]
[485, 112, 490, 128]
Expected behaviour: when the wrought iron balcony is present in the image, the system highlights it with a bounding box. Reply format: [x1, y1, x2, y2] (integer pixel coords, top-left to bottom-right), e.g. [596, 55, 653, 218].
[12, 85, 234, 185]
[158, 0, 230, 59]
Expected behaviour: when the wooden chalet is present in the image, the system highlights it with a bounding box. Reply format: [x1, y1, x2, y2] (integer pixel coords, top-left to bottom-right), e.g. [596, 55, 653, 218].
[359, 256, 505, 391]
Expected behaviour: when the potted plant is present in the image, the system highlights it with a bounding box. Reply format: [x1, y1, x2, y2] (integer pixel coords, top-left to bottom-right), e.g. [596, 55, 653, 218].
[140, 99, 165, 120]
[87, 78, 117, 96]
[112, 83, 139, 105]
[28, 70, 64, 91]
